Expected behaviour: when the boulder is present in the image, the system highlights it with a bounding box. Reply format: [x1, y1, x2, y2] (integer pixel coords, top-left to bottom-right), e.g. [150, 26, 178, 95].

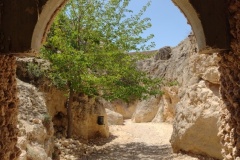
[152, 86, 180, 123]
[155, 46, 172, 61]
[170, 81, 222, 159]
[26, 145, 50, 160]
[111, 100, 137, 119]
[132, 96, 161, 123]
[190, 52, 220, 84]
[106, 108, 124, 125]
[71, 96, 109, 139]
[48, 93, 110, 140]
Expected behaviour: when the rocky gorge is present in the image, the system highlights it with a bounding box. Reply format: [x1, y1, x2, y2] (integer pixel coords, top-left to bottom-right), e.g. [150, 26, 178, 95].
[15, 34, 223, 159]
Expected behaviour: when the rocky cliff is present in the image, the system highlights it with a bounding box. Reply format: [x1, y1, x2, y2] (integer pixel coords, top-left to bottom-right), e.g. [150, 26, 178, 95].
[131, 35, 222, 159]
[17, 79, 54, 160]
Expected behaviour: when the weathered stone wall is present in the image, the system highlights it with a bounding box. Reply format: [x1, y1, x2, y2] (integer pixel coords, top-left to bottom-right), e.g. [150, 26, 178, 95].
[135, 35, 223, 159]
[0, 55, 20, 160]
[17, 79, 54, 160]
[218, 1, 240, 159]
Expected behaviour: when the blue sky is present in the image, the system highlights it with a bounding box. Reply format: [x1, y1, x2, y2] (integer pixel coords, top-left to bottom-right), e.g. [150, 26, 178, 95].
[128, 0, 192, 50]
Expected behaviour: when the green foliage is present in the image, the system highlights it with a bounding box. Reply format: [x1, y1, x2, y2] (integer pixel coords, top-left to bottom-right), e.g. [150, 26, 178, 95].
[27, 63, 44, 78]
[41, 0, 161, 102]
[42, 114, 52, 130]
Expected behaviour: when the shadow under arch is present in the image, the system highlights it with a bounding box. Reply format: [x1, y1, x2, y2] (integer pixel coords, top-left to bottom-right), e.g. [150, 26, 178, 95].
[173, 0, 229, 54]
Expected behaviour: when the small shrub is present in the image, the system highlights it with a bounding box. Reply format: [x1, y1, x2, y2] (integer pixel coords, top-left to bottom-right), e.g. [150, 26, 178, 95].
[167, 80, 179, 86]
[42, 114, 52, 130]
[27, 62, 44, 78]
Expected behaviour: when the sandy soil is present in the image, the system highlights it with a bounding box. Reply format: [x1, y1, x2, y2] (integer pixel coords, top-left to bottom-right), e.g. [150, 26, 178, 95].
[85, 120, 204, 160]
[59, 120, 214, 160]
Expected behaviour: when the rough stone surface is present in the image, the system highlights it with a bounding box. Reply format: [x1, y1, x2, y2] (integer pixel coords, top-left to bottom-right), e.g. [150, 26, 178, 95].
[218, 1, 240, 159]
[106, 108, 124, 125]
[0, 55, 20, 160]
[138, 35, 222, 159]
[152, 86, 179, 123]
[155, 46, 172, 61]
[71, 96, 109, 140]
[170, 80, 222, 159]
[16, 58, 109, 140]
[42, 86, 110, 140]
[17, 79, 54, 160]
[132, 96, 161, 123]
[111, 100, 137, 119]
[190, 52, 220, 84]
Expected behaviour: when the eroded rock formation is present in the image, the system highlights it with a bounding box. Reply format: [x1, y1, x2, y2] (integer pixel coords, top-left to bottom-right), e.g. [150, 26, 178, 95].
[170, 80, 222, 159]
[135, 35, 223, 159]
[16, 58, 109, 140]
[17, 79, 54, 160]
[0, 56, 20, 160]
[105, 108, 124, 125]
[218, 1, 240, 159]
[131, 96, 161, 123]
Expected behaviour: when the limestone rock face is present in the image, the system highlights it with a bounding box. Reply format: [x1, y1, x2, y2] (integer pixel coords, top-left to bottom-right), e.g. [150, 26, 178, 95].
[43, 89, 110, 140]
[111, 100, 137, 119]
[170, 81, 222, 159]
[152, 86, 180, 123]
[190, 52, 220, 84]
[106, 108, 124, 125]
[71, 96, 109, 139]
[16, 57, 109, 140]
[132, 96, 161, 123]
[17, 79, 54, 160]
[155, 46, 172, 61]
[138, 35, 222, 159]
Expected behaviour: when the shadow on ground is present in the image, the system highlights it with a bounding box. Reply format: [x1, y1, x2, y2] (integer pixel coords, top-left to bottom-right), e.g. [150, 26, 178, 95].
[88, 134, 118, 146]
[83, 143, 174, 160]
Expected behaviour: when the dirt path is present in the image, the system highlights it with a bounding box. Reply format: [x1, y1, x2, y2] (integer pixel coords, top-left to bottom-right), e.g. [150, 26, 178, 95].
[58, 120, 211, 160]
[85, 120, 200, 160]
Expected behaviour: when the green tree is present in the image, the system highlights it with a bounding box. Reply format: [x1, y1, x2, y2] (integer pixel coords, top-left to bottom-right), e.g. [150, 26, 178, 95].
[41, 0, 161, 138]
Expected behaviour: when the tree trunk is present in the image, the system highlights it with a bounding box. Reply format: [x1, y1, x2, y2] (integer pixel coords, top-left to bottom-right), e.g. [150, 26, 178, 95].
[67, 86, 74, 138]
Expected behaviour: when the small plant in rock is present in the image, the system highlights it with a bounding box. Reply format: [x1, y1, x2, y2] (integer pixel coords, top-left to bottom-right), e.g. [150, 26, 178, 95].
[27, 62, 44, 79]
[167, 80, 179, 86]
[42, 114, 52, 130]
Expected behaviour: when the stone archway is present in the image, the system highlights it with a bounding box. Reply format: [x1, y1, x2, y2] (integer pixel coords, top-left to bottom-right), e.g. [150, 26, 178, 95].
[31, 0, 68, 52]
[0, 0, 239, 159]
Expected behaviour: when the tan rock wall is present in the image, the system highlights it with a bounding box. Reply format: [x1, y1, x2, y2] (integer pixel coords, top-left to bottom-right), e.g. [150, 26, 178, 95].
[138, 35, 223, 158]
[219, 1, 240, 159]
[43, 87, 109, 140]
[71, 96, 109, 140]
[170, 81, 222, 159]
[132, 96, 161, 123]
[16, 58, 109, 140]
[0, 55, 20, 160]
[17, 79, 54, 160]
[152, 86, 179, 123]
[111, 100, 137, 119]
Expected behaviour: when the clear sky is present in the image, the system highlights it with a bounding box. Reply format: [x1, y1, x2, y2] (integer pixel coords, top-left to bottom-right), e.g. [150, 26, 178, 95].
[128, 0, 192, 50]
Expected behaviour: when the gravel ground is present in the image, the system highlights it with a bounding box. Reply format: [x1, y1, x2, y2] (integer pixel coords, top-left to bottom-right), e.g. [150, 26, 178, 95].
[58, 120, 213, 160]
